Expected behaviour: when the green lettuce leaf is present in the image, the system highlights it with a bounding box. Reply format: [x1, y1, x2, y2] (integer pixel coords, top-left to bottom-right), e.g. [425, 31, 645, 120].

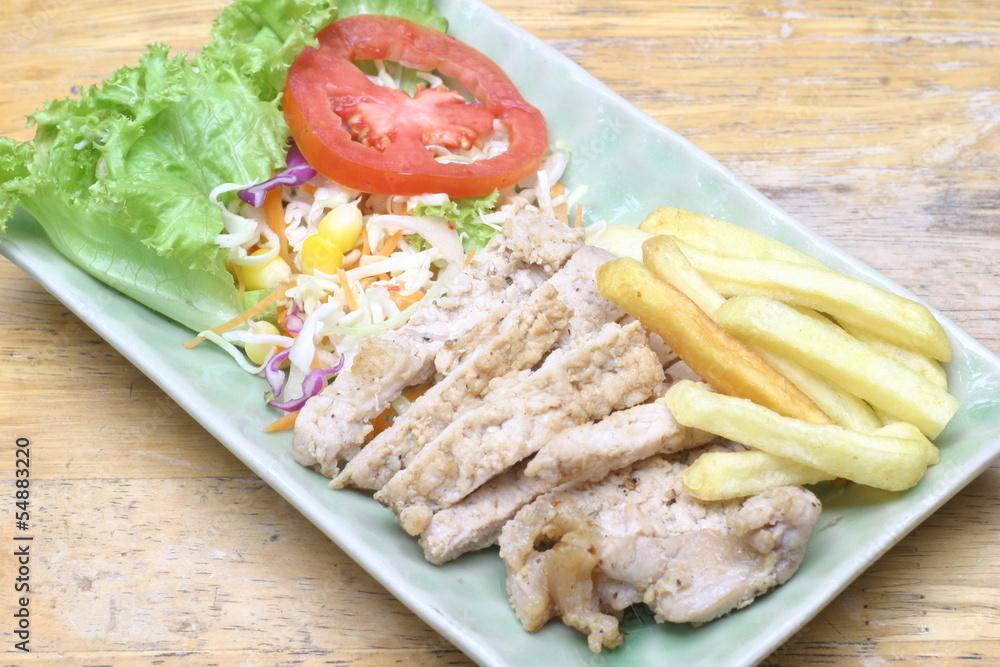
[0, 43, 289, 332]
[337, 0, 447, 32]
[0, 0, 447, 333]
[199, 0, 338, 99]
[411, 191, 502, 251]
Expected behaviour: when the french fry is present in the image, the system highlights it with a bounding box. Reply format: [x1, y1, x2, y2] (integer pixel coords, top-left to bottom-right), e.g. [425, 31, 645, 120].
[641, 235, 882, 433]
[748, 345, 884, 433]
[838, 320, 948, 390]
[665, 380, 930, 492]
[877, 420, 941, 466]
[640, 235, 838, 487]
[595, 258, 833, 425]
[638, 206, 825, 268]
[587, 224, 648, 262]
[642, 235, 725, 316]
[682, 450, 834, 501]
[714, 295, 960, 439]
[675, 243, 952, 362]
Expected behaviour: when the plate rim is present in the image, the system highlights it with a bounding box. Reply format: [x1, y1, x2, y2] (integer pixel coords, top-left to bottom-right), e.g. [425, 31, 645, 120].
[3, 1, 1000, 665]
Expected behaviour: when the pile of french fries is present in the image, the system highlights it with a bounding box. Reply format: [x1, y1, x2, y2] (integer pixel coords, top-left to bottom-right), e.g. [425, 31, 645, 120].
[593, 207, 960, 500]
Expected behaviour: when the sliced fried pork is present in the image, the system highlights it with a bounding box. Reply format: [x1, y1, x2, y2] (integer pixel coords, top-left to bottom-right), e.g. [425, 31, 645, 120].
[418, 398, 717, 564]
[374, 320, 665, 536]
[332, 283, 572, 491]
[419, 460, 552, 565]
[292, 213, 584, 476]
[523, 398, 717, 485]
[335, 244, 625, 492]
[499, 454, 821, 653]
[544, 244, 624, 346]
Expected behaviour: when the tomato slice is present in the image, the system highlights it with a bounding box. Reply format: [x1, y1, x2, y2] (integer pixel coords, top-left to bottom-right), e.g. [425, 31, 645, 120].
[284, 14, 549, 197]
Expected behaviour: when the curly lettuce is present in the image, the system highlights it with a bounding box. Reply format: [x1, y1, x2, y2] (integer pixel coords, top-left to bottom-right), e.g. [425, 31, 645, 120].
[0, 0, 445, 332]
[411, 191, 502, 251]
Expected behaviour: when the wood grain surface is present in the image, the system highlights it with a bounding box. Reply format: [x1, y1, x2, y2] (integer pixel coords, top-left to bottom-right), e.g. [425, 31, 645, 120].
[1, 1, 998, 665]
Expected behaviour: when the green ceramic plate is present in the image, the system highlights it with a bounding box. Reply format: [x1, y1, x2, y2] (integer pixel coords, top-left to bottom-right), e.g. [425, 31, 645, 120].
[3, 1, 1000, 665]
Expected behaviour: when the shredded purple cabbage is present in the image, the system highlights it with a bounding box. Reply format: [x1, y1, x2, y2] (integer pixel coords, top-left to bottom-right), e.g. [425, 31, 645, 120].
[268, 354, 346, 413]
[238, 142, 317, 207]
[283, 302, 305, 335]
[264, 348, 291, 396]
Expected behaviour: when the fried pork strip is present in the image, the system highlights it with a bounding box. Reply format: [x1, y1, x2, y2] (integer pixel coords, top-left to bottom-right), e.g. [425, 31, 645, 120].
[418, 397, 718, 564]
[375, 320, 665, 536]
[332, 283, 572, 490]
[335, 244, 624, 492]
[292, 213, 584, 477]
[499, 454, 821, 652]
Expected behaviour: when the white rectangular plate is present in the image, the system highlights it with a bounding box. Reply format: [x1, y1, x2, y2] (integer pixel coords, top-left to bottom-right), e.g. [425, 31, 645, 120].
[3, 1, 1000, 665]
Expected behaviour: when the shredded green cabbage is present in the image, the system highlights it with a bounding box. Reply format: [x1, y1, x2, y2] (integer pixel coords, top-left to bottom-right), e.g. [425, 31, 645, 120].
[0, 0, 447, 332]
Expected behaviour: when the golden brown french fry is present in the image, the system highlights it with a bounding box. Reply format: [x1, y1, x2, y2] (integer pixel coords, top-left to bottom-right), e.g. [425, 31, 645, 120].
[595, 258, 833, 425]
[642, 235, 725, 315]
[640, 236, 881, 433]
[748, 345, 884, 433]
[638, 206, 825, 267]
[666, 380, 930, 492]
[676, 243, 952, 362]
[682, 450, 834, 501]
[714, 295, 960, 439]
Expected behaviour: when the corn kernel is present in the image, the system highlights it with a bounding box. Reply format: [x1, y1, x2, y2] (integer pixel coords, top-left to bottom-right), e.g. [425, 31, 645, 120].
[301, 234, 345, 275]
[242, 250, 292, 291]
[318, 203, 363, 253]
[245, 321, 281, 365]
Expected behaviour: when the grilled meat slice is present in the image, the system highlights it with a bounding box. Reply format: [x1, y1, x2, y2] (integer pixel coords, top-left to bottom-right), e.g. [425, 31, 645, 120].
[499, 454, 821, 652]
[418, 460, 551, 565]
[418, 397, 716, 564]
[543, 244, 624, 346]
[292, 213, 584, 477]
[375, 320, 665, 536]
[523, 397, 717, 485]
[332, 283, 571, 490]
[335, 243, 626, 492]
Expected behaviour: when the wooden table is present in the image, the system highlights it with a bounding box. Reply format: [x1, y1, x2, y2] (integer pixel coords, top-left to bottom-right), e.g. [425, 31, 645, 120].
[2, 1, 998, 664]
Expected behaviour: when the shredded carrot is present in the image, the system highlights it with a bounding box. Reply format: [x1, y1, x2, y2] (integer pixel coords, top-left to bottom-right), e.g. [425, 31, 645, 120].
[184, 282, 294, 349]
[301, 183, 317, 195]
[551, 182, 568, 224]
[574, 204, 584, 228]
[263, 410, 299, 432]
[378, 229, 404, 257]
[337, 267, 359, 311]
[390, 290, 424, 309]
[365, 382, 432, 441]
[264, 187, 293, 267]
[464, 246, 478, 268]
[361, 229, 371, 256]
[402, 382, 432, 402]
[276, 304, 287, 333]
[367, 405, 394, 440]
